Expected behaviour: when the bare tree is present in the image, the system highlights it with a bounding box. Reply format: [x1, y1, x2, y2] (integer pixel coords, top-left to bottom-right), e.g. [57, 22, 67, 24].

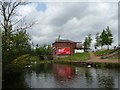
[0, 0, 35, 52]
[0, 1, 35, 32]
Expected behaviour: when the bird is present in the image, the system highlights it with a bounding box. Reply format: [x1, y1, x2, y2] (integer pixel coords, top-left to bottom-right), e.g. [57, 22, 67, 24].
[87, 65, 91, 67]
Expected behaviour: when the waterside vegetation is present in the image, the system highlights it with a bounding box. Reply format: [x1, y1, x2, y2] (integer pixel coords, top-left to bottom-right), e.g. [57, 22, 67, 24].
[1, 1, 119, 83]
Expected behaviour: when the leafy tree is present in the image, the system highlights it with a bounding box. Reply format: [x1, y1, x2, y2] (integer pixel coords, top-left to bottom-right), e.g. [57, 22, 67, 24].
[100, 29, 107, 47]
[88, 34, 92, 47]
[95, 32, 102, 50]
[99, 26, 113, 49]
[0, 1, 35, 76]
[35, 45, 52, 60]
[106, 26, 113, 49]
[84, 37, 89, 52]
[83, 34, 92, 52]
[11, 30, 31, 54]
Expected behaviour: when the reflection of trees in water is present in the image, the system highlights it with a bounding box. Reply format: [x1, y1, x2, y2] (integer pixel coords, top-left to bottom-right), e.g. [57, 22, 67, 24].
[97, 73, 114, 88]
[3, 72, 29, 89]
[30, 63, 53, 77]
[3, 63, 53, 88]
[84, 68, 93, 86]
[118, 75, 120, 90]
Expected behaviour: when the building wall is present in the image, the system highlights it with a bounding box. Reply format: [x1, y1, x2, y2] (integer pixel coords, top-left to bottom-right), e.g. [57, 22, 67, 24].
[52, 42, 76, 55]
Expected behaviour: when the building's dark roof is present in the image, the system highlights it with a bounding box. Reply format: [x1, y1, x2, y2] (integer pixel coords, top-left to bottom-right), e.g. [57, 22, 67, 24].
[55, 39, 75, 43]
[52, 39, 84, 49]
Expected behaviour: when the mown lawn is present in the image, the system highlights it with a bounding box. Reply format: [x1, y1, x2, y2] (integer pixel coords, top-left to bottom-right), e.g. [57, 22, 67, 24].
[58, 52, 90, 61]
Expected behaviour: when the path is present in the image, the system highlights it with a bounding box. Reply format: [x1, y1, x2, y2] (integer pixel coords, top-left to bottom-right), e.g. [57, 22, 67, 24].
[87, 52, 119, 63]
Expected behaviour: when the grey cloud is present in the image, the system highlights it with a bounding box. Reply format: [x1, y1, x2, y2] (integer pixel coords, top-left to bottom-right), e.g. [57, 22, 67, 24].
[48, 2, 89, 26]
[24, 2, 118, 48]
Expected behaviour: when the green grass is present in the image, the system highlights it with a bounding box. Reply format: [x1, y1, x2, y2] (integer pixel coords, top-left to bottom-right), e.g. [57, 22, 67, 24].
[94, 50, 111, 56]
[94, 49, 120, 60]
[74, 52, 90, 60]
[58, 52, 90, 61]
[115, 49, 120, 54]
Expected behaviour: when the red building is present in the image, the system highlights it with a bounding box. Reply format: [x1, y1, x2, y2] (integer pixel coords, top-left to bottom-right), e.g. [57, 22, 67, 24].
[52, 39, 83, 57]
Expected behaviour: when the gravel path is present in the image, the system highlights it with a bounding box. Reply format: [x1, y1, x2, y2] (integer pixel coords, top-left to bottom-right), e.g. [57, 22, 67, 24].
[87, 52, 119, 63]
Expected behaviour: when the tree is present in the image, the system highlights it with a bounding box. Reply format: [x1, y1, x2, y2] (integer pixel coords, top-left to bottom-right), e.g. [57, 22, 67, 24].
[95, 32, 102, 50]
[83, 34, 92, 52]
[106, 26, 113, 49]
[0, 1, 34, 53]
[84, 37, 89, 52]
[35, 45, 52, 60]
[0, 1, 35, 76]
[100, 29, 107, 48]
[88, 34, 92, 47]
[99, 26, 113, 49]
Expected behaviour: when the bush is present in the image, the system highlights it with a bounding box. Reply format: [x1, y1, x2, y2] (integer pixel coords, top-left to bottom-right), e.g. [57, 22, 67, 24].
[4, 54, 30, 73]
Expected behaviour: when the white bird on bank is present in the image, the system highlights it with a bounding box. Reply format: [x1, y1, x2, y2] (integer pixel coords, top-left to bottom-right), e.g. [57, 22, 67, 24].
[28, 65, 31, 67]
[25, 65, 31, 68]
[87, 65, 91, 68]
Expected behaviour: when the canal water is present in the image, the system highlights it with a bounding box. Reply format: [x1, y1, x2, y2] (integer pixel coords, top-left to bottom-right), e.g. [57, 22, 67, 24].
[3, 62, 119, 88]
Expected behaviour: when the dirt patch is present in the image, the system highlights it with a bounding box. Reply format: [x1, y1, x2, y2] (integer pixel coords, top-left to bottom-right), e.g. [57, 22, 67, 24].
[87, 52, 119, 63]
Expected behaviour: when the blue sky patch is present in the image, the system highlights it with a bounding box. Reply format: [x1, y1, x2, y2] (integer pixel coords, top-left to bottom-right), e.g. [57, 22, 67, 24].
[36, 3, 47, 12]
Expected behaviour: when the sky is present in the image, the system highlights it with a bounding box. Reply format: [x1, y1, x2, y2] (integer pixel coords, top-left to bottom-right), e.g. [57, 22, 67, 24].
[16, 1, 118, 49]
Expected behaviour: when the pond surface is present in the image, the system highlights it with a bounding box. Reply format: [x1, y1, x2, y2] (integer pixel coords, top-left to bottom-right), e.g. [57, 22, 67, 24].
[4, 62, 119, 89]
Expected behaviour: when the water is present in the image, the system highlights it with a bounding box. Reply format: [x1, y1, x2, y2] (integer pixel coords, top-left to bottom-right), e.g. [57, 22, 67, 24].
[3, 62, 119, 88]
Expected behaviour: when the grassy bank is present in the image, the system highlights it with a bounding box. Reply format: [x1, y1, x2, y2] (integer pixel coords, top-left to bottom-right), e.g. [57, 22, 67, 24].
[95, 49, 120, 56]
[94, 49, 120, 60]
[94, 49, 111, 56]
[29, 52, 90, 63]
[57, 52, 90, 61]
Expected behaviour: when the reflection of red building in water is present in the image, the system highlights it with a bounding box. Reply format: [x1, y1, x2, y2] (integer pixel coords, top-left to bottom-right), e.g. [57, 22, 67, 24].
[53, 64, 75, 81]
